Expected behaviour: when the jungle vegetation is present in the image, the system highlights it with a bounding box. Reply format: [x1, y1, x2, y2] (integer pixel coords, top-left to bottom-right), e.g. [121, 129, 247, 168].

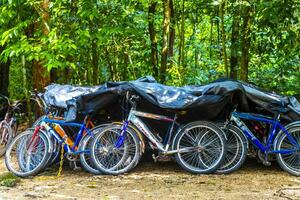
[0, 0, 299, 99]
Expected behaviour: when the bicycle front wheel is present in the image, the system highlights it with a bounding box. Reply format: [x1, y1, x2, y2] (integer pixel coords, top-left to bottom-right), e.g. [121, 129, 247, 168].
[216, 124, 248, 174]
[174, 121, 226, 174]
[275, 125, 300, 176]
[79, 134, 102, 175]
[91, 124, 141, 175]
[5, 129, 50, 177]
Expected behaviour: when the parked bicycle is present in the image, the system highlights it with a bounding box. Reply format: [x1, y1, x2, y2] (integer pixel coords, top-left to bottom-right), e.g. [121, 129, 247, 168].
[90, 93, 227, 175]
[220, 101, 300, 176]
[5, 103, 108, 177]
[0, 94, 22, 156]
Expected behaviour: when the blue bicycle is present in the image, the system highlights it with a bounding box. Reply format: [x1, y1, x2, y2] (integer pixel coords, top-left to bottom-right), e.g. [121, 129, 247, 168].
[5, 112, 106, 177]
[224, 103, 300, 176]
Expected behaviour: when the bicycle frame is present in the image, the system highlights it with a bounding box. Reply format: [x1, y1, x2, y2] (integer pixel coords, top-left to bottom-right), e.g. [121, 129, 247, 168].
[118, 107, 196, 155]
[32, 116, 94, 155]
[230, 111, 299, 154]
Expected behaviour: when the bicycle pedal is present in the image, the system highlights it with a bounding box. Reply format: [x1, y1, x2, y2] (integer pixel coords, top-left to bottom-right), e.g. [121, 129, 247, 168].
[262, 161, 271, 166]
[69, 161, 81, 171]
[152, 154, 158, 163]
[73, 166, 81, 171]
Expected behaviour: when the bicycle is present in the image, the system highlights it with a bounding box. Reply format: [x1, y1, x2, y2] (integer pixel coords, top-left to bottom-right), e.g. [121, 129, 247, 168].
[5, 108, 107, 177]
[0, 94, 22, 156]
[90, 94, 226, 175]
[223, 101, 300, 176]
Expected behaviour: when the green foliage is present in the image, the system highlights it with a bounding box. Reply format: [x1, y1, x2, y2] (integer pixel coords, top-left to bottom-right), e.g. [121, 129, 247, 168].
[0, 172, 21, 187]
[0, 0, 299, 98]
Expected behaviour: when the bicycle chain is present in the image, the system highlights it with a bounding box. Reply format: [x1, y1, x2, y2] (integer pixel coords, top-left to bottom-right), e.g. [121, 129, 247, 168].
[57, 142, 65, 177]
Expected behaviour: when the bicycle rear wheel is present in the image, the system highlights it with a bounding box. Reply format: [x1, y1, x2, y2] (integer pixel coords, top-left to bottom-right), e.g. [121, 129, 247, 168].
[79, 124, 111, 174]
[216, 124, 248, 174]
[275, 125, 300, 176]
[0, 123, 13, 157]
[5, 129, 50, 177]
[79, 134, 102, 174]
[91, 124, 141, 175]
[173, 121, 226, 174]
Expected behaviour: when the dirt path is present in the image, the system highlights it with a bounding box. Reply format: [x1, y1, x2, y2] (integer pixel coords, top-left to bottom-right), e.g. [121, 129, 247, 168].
[0, 158, 300, 200]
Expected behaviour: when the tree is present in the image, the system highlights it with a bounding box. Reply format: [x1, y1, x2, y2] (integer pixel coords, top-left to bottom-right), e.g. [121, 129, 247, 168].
[220, 0, 228, 77]
[240, 4, 252, 82]
[33, 0, 51, 90]
[0, 0, 299, 97]
[148, 0, 159, 78]
[229, 4, 239, 79]
[0, 46, 10, 96]
[160, 0, 171, 83]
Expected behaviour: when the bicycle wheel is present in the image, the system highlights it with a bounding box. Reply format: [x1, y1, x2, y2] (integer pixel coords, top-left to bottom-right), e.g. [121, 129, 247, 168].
[5, 129, 50, 177]
[44, 134, 60, 167]
[173, 121, 226, 174]
[91, 124, 141, 175]
[79, 124, 111, 174]
[275, 125, 300, 176]
[216, 124, 248, 174]
[79, 133, 103, 175]
[0, 122, 13, 157]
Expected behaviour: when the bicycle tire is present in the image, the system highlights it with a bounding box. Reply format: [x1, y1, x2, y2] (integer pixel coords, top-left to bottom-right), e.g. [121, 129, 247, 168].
[5, 130, 50, 177]
[0, 122, 13, 157]
[216, 124, 248, 174]
[275, 125, 300, 176]
[91, 124, 141, 175]
[173, 121, 226, 174]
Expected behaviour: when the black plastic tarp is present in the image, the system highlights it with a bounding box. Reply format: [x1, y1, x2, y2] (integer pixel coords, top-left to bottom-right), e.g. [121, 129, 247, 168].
[44, 76, 300, 122]
[44, 84, 102, 108]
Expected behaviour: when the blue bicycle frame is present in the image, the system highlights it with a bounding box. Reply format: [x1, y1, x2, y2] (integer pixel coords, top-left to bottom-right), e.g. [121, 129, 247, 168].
[39, 116, 94, 155]
[230, 111, 299, 155]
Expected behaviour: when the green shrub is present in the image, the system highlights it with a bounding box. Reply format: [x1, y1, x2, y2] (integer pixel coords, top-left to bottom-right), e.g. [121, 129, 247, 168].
[0, 172, 20, 187]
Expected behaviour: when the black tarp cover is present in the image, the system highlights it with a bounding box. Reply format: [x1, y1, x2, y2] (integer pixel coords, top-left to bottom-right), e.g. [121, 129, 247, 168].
[44, 76, 300, 122]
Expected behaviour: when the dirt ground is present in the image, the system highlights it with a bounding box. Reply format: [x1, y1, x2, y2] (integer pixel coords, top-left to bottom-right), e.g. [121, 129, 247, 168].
[0, 157, 300, 200]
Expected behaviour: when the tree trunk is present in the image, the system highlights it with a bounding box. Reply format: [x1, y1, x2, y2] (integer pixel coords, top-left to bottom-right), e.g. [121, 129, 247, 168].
[148, 0, 159, 79]
[179, 0, 185, 68]
[216, 7, 221, 57]
[106, 48, 115, 81]
[33, 0, 50, 90]
[92, 40, 99, 84]
[230, 10, 239, 79]
[168, 0, 175, 59]
[240, 6, 251, 82]
[123, 50, 129, 80]
[193, 13, 199, 68]
[160, 0, 171, 83]
[220, 0, 228, 77]
[0, 46, 10, 96]
[209, 16, 213, 59]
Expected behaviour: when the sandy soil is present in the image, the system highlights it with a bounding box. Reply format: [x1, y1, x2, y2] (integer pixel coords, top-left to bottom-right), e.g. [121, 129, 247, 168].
[0, 157, 300, 200]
